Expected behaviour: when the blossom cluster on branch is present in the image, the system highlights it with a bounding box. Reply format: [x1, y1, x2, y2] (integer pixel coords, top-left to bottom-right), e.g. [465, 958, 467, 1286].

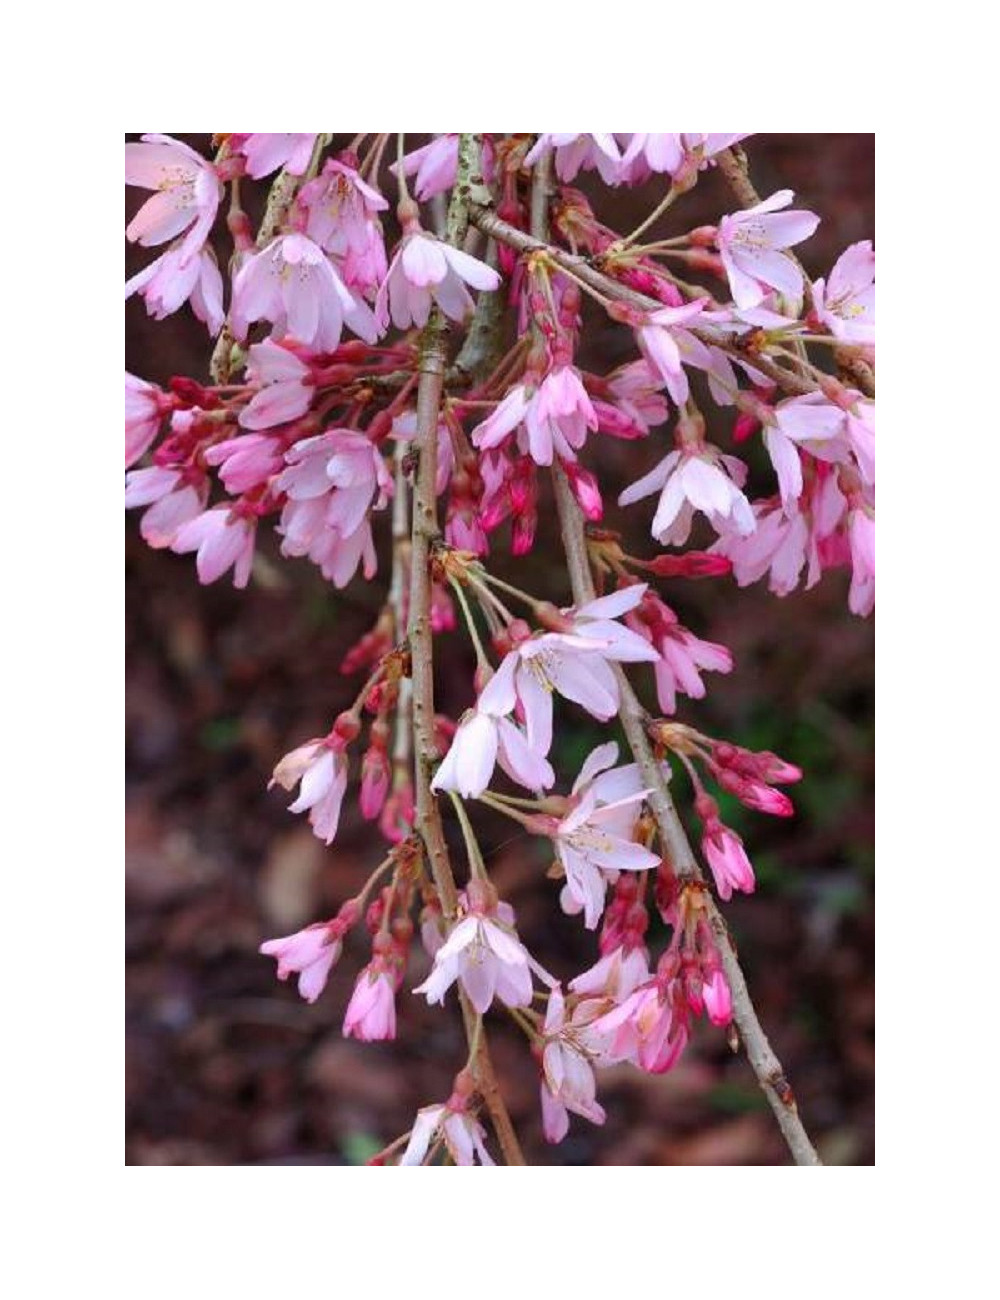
[125, 132, 874, 1166]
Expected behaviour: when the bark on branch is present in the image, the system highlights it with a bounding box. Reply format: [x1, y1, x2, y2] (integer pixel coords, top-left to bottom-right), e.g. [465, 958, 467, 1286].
[530, 154, 821, 1166]
[407, 133, 525, 1165]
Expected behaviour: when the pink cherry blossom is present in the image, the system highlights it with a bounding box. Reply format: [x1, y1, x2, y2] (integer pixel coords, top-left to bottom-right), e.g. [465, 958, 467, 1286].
[259, 922, 342, 1004]
[714, 465, 851, 601]
[626, 590, 733, 714]
[269, 737, 348, 845]
[343, 962, 396, 1041]
[298, 159, 388, 293]
[237, 133, 318, 179]
[125, 373, 168, 467]
[232, 233, 378, 349]
[702, 969, 733, 1026]
[764, 392, 874, 506]
[124, 467, 207, 548]
[635, 300, 712, 406]
[414, 891, 533, 1015]
[488, 369, 597, 467]
[702, 823, 756, 901]
[401, 1101, 494, 1166]
[203, 434, 285, 494]
[430, 654, 555, 799]
[848, 506, 875, 617]
[813, 241, 875, 345]
[589, 979, 688, 1074]
[391, 134, 495, 201]
[539, 989, 606, 1143]
[171, 506, 257, 588]
[375, 224, 500, 330]
[126, 245, 224, 334]
[239, 340, 314, 430]
[620, 133, 748, 183]
[717, 190, 820, 310]
[511, 586, 660, 752]
[277, 429, 392, 587]
[619, 446, 755, 545]
[125, 133, 221, 263]
[569, 944, 651, 1002]
[550, 743, 659, 930]
[524, 134, 623, 185]
[600, 361, 670, 437]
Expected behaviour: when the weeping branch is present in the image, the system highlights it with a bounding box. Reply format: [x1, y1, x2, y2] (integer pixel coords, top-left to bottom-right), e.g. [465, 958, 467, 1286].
[407, 132, 525, 1165]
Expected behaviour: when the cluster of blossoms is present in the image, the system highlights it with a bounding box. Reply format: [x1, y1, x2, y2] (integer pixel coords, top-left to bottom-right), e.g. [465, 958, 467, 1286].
[126, 133, 873, 1165]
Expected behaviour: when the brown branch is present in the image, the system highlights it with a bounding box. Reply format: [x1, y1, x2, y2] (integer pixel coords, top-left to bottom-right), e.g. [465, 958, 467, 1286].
[529, 151, 820, 1165]
[407, 133, 525, 1166]
[469, 202, 821, 399]
[551, 466, 822, 1166]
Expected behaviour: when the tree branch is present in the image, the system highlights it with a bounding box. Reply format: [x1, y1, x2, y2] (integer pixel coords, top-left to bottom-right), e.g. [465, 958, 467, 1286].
[552, 466, 822, 1165]
[530, 152, 820, 1166]
[407, 133, 525, 1166]
[470, 202, 853, 401]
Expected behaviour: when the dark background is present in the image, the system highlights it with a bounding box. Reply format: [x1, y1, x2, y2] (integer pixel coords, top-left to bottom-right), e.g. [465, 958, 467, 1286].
[125, 134, 874, 1165]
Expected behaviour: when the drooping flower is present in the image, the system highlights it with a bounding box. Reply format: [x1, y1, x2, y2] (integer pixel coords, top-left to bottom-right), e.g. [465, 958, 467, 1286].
[276, 429, 392, 588]
[524, 134, 623, 185]
[375, 223, 500, 331]
[511, 586, 660, 754]
[813, 241, 875, 345]
[298, 159, 388, 293]
[471, 367, 598, 468]
[259, 922, 343, 1003]
[232, 233, 378, 349]
[171, 506, 257, 588]
[239, 340, 314, 431]
[203, 433, 285, 494]
[126, 245, 224, 334]
[635, 300, 711, 406]
[430, 655, 554, 799]
[414, 887, 533, 1015]
[619, 446, 755, 545]
[539, 989, 606, 1143]
[717, 190, 819, 310]
[269, 737, 349, 845]
[588, 978, 688, 1074]
[124, 133, 221, 263]
[625, 589, 733, 714]
[125, 373, 168, 467]
[400, 1100, 494, 1166]
[124, 466, 207, 549]
[343, 960, 396, 1041]
[236, 133, 318, 179]
[702, 820, 756, 901]
[599, 361, 670, 437]
[549, 743, 660, 930]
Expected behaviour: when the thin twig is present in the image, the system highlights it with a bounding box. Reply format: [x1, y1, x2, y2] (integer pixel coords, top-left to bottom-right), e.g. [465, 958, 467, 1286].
[530, 155, 821, 1167]
[552, 466, 822, 1166]
[468, 203, 825, 400]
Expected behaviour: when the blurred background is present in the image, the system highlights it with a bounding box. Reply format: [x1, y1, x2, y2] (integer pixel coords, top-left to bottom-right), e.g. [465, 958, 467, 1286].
[125, 134, 874, 1165]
